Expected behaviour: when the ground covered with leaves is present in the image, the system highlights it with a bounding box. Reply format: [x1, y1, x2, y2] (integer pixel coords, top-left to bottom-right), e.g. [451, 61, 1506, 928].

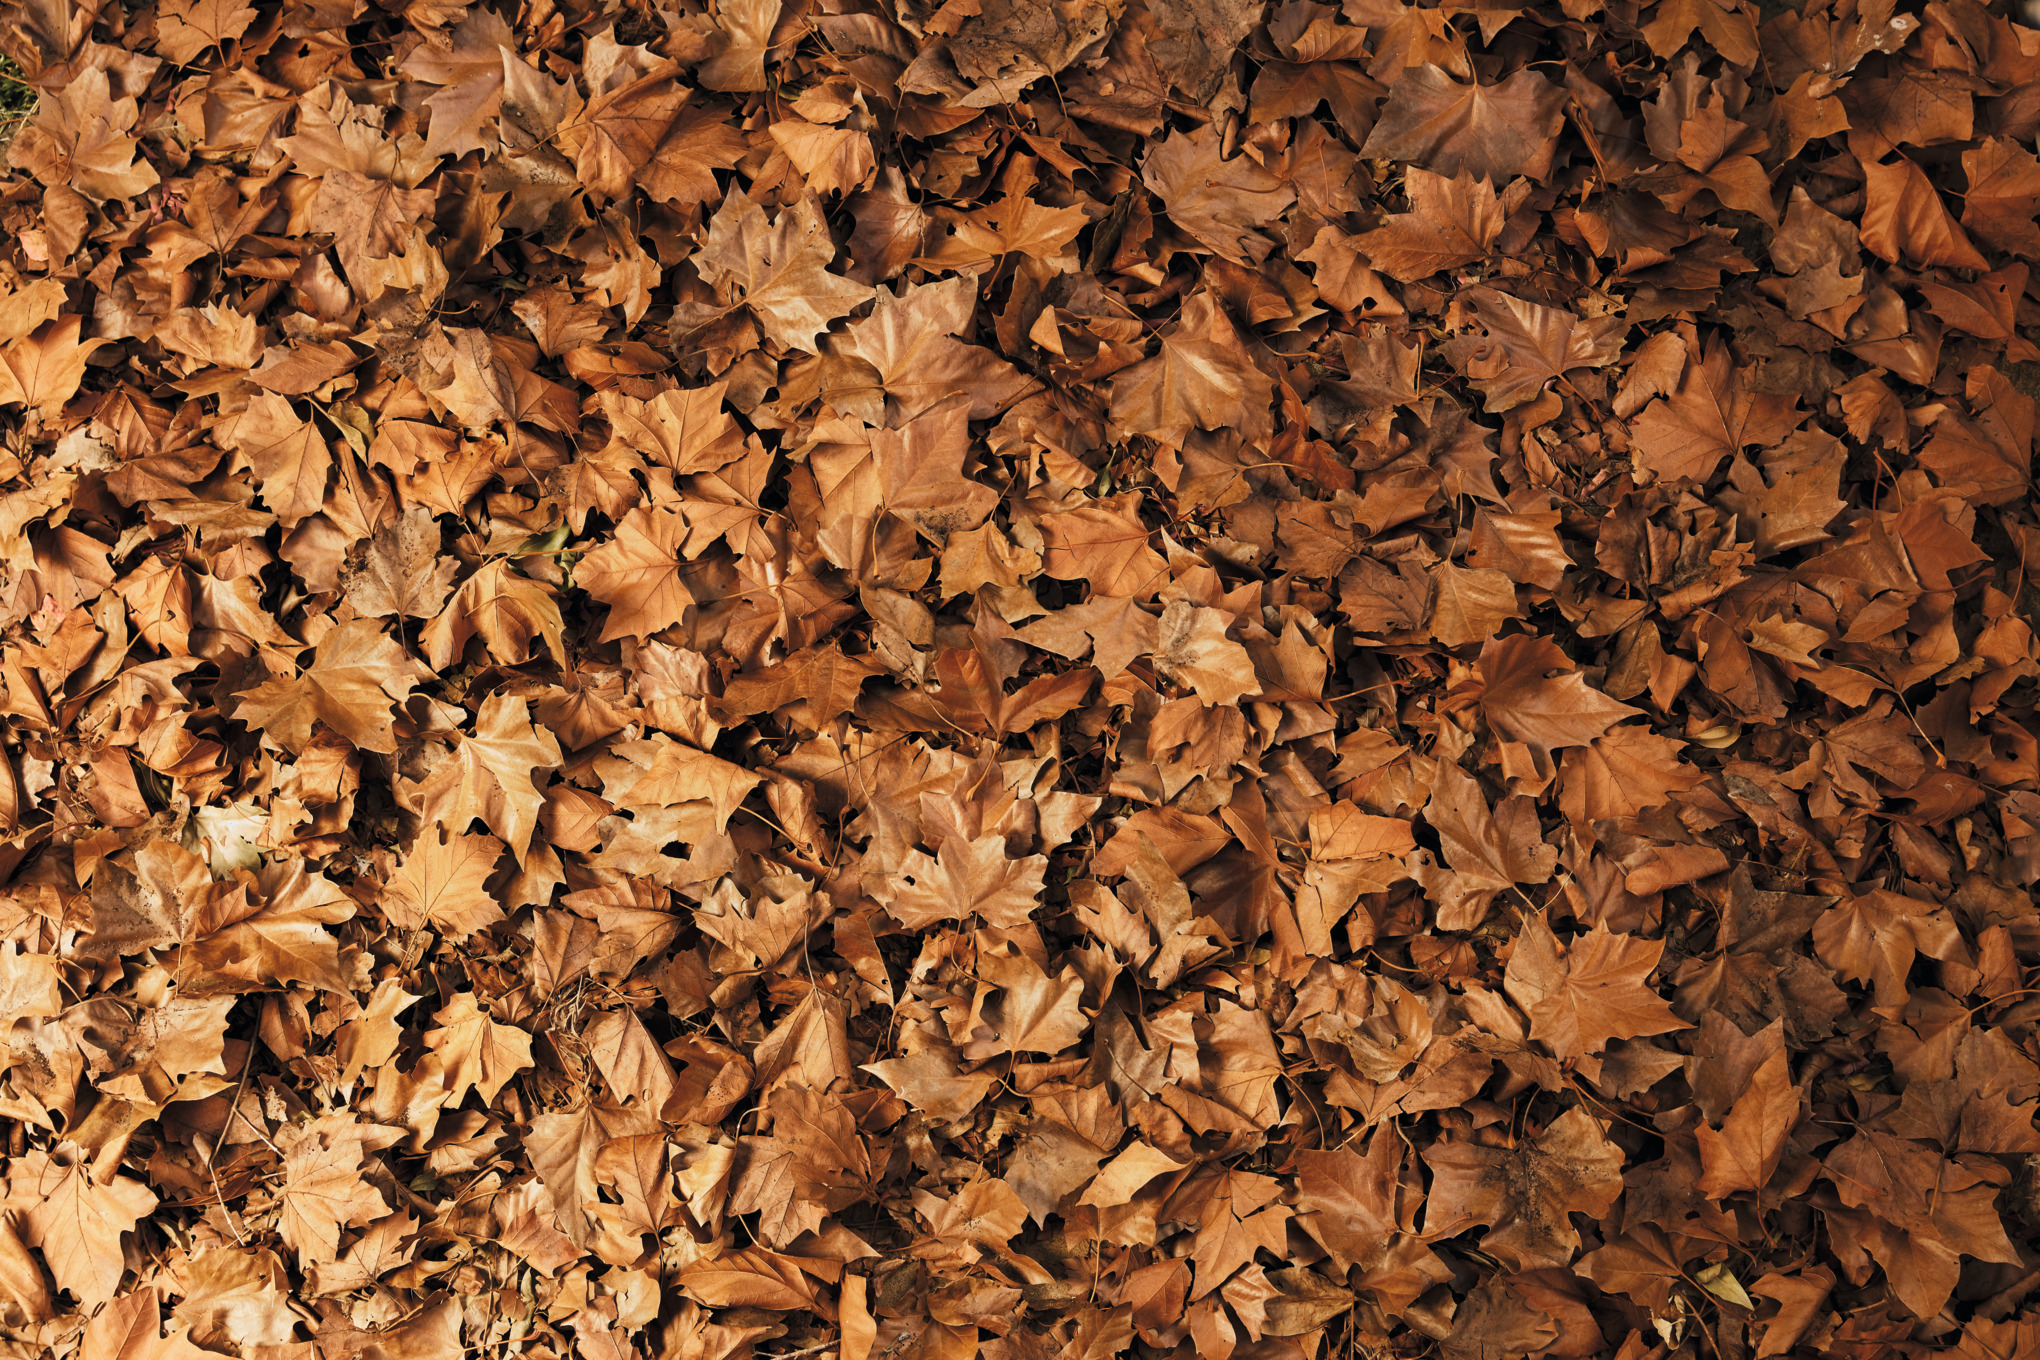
[0, 0, 2039, 1357]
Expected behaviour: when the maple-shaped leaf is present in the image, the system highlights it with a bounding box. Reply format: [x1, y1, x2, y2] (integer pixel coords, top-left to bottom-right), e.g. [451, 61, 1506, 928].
[962, 944, 1090, 1060]
[0, 314, 102, 420]
[1017, 595, 1161, 681]
[1695, 1046, 1802, 1199]
[1037, 495, 1170, 600]
[1630, 331, 1802, 484]
[94, 992, 237, 1104]
[491, 1178, 582, 1276]
[411, 693, 562, 861]
[231, 619, 425, 754]
[423, 991, 534, 1106]
[1557, 724, 1709, 823]
[715, 643, 884, 720]
[1821, 1128, 2021, 1318]
[176, 858, 358, 994]
[567, 65, 747, 206]
[918, 1174, 1029, 1257]
[877, 832, 1047, 930]
[154, 0, 257, 63]
[1577, 1225, 1689, 1314]
[1442, 287, 1627, 413]
[1860, 153, 1989, 272]
[1422, 1108, 1624, 1269]
[584, 1132, 681, 1266]
[1811, 888, 1962, 1008]
[930, 646, 1097, 736]
[1717, 428, 1849, 557]
[6, 1147, 157, 1304]
[869, 394, 1000, 542]
[1639, 0, 1760, 64]
[916, 190, 1090, 272]
[599, 380, 747, 477]
[1356, 169, 1527, 282]
[1362, 65, 1568, 183]
[7, 67, 160, 201]
[1960, 138, 2040, 261]
[771, 119, 874, 196]
[342, 506, 457, 620]
[397, 8, 514, 162]
[511, 284, 610, 358]
[432, 328, 579, 434]
[1142, 123, 1295, 265]
[577, 506, 698, 642]
[1109, 292, 1276, 449]
[691, 188, 873, 354]
[1477, 635, 1644, 769]
[273, 1115, 401, 1263]
[599, 735, 763, 833]
[1153, 600, 1261, 708]
[421, 559, 567, 670]
[1503, 914, 1690, 1060]
[1294, 1133, 1403, 1274]
[697, 0, 785, 92]
[836, 276, 1036, 424]
[1917, 364, 2035, 508]
[1164, 1169, 1292, 1298]
[82, 1287, 216, 1360]
[945, 0, 1117, 101]
[335, 977, 423, 1088]
[215, 392, 331, 529]
[382, 826, 506, 940]
[1421, 760, 1557, 930]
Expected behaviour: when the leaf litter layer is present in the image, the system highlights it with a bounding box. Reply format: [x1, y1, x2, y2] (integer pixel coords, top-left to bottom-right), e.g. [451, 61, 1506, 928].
[0, 1, 2036, 1359]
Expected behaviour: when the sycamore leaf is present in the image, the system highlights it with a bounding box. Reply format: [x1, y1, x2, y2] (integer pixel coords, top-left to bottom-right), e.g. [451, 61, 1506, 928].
[154, 0, 258, 64]
[422, 559, 568, 670]
[1165, 1169, 1292, 1298]
[0, 316, 102, 418]
[878, 833, 1048, 931]
[1109, 292, 1277, 449]
[274, 1117, 400, 1263]
[1503, 915, 1691, 1060]
[84, 1289, 215, 1360]
[577, 506, 697, 642]
[963, 945, 1090, 1060]
[1557, 724, 1709, 823]
[411, 692, 562, 861]
[382, 827, 506, 940]
[343, 506, 457, 620]
[9, 1149, 157, 1304]
[1631, 332, 1802, 485]
[1362, 66, 1568, 183]
[692, 188, 873, 353]
[1422, 1108, 1624, 1270]
[8, 68, 160, 201]
[423, 991, 534, 1106]
[1356, 169, 1525, 282]
[1695, 1049, 1802, 1198]
[1477, 635, 1643, 767]
[231, 619, 425, 754]
[1153, 600, 1261, 708]
[1142, 124, 1295, 266]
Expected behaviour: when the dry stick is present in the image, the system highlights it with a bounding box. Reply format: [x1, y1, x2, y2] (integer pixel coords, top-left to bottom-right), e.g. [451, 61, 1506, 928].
[205, 1039, 261, 1245]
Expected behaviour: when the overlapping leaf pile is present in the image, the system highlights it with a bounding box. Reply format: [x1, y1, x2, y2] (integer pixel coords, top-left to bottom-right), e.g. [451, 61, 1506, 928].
[0, 0, 2037, 1357]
